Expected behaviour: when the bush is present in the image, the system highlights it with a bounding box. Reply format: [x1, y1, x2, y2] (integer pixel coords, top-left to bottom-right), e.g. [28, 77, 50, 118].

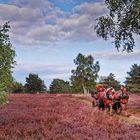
[130, 88, 140, 93]
[0, 91, 9, 105]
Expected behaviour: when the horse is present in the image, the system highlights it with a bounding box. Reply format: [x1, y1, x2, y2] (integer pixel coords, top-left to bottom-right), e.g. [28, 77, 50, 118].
[113, 85, 129, 114]
[102, 87, 115, 114]
[90, 84, 106, 110]
[91, 85, 115, 114]
[90, 89, 98, 107]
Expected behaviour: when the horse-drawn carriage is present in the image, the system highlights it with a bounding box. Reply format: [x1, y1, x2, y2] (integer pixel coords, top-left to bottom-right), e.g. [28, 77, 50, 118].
[91, 84, 129, 114]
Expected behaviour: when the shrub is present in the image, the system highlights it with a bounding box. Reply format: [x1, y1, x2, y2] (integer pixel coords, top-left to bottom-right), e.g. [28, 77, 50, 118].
[0, 91, 9, 105]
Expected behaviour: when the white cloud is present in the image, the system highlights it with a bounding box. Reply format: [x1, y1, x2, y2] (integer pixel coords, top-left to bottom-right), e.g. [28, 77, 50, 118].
[42, 73, 71, 80]
[14, 62, 73, 75]
[28, 24, 64, 42]
[73, 2, 108, 16]
[92, 49, 140, 60]
[0, 4, 42, 22]
[58, 15, 92, 30]
[13, 62, 73, 85]
[0, 1, 108, 47]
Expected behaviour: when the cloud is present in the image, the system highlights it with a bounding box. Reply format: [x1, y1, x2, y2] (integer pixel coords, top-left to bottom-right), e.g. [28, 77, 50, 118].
[41, 73, 71, 80]
[28, 24, 64, 42]
[0, 0, 108, 47]
[14, 62, 73, 72]
[13, 62, 73, 86]
[0, 4, 42, 22]
[57, 14, 96, 41]
[92, 49, 140, 61]
[12, 0, 53, 9]
[73, 2, 108, 16]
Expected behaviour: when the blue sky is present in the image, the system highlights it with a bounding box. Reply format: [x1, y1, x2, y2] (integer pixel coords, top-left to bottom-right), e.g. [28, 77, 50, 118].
[0, 0, 140, 88]
[48, 0, 101, 12]
[0, 0, 9, 3]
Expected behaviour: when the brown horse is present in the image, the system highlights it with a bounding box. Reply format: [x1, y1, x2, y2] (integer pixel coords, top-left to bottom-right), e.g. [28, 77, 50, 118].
[102, 87, 115, 114]
[94, 84, 106, 110]
[91, 84, 105, 109]
[114, 85, 129, 114]
[91, 85, 115, 114]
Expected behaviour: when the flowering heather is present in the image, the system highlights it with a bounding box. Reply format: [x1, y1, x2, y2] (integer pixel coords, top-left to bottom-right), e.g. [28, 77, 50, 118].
[0, 94, 140, 140]
[128, 94, 140, 109]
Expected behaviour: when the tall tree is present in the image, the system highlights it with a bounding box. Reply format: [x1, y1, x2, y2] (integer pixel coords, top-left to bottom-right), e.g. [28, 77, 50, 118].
[95, 0, 140, 52]
[99, 73, 120, 90]
[0, 22, 15, 91]
[125, 64, 140, 93]
[71, 53, 100, 94]
[49, 79, 71, 94]
[24, 73, 47, 93]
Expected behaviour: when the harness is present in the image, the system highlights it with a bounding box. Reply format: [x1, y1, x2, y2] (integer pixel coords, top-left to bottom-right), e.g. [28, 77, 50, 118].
[104, 89, 113, 100]
[120, 90, 129, 99]
[104, 91, 108, 99]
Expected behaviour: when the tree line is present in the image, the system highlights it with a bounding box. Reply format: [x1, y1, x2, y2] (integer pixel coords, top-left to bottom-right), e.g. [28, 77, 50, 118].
[9, 54, 140, 94]
[0, 22, 140, 94]
[48, 54, 140, 94]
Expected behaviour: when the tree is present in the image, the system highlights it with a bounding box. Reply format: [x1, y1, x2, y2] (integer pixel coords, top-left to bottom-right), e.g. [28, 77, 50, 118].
[95, 0, 140, 52]
[0, 22, 15, 91]
[49, 79, 71, 94]
[99, 73, 120, 90]
[125, 64, 140, 93]
[71, 53, 100, 94]
[9, 81, 24, 93]
[24, 73, 47, 93]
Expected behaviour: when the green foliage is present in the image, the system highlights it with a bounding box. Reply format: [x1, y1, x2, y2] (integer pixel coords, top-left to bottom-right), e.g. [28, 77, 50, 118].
[71, 53, 100, 94]
[0, 91, 9, 105]
[24, 73, 47, 93]
[125, 64, 140, 93]
[95, 0, 140, 52]
[0, 22, 15, 91]
[99, 73, 120, 90]
[9, 81, 24, 93]
[49, 79, 71, 94]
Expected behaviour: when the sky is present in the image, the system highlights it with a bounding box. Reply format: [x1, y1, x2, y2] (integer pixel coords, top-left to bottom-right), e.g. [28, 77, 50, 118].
[0, 0, 140, 88]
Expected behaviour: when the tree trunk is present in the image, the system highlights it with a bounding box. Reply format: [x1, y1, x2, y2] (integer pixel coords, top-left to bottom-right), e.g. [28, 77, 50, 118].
[82, 85, 87, 94]
[87, 89, 90, 94]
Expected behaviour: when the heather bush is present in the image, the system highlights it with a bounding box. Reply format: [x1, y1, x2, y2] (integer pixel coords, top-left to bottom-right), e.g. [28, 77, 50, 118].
[0, 91, 9, 105]
[0, 94, 139, 140]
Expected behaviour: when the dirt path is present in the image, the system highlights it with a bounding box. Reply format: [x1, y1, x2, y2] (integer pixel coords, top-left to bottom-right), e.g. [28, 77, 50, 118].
[129, 115, 140, 121]
[75, 94, 140, 126]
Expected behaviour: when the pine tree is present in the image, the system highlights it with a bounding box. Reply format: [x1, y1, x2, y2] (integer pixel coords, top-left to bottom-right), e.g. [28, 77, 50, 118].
[24, 73, 47, 93]
[99, 73, 120, 90]
[125, 64, 140, 93]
